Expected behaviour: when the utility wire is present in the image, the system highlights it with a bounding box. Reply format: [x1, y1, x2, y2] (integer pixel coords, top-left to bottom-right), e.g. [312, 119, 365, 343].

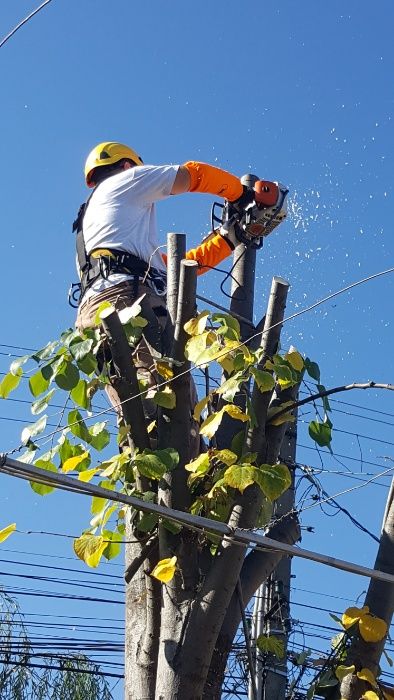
[9, 264, 394, 452]
[0, 0, 55, 49]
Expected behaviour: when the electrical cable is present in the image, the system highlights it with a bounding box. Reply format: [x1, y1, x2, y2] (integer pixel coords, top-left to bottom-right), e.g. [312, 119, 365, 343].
[8, 263, 394, 454]
[0, 0, 55, 49]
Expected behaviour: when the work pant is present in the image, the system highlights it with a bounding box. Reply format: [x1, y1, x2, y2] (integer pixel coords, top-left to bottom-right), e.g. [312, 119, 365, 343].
[75, 280, 199, 453]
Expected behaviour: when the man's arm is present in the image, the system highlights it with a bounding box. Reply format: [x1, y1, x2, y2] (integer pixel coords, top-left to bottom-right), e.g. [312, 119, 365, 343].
[170, 162, 243, 201]
[171, 166, 191, 194]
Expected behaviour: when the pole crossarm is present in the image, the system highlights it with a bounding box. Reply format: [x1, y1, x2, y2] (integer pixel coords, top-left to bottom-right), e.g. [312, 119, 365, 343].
[1, 454, 393, 585]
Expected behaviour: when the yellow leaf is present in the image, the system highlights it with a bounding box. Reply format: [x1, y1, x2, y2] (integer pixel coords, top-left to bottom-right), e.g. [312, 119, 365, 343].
[335, 664, 355, 681]
[285, 350, 304, 372]
[155, 361, 174, 380]
[341, 606, 370, 629]
[223, 404, 249, 422]
[357, 669, 377, 688]
[151, 556, 177, 583]
[211, 449, 238, 466]
[147, 420, 156, 434]
[78, 468, 99, 483]
[0, 522, 16, 544]
[74, 533, 107, 568]
[199, 408, 225, 439]
[359, 614, 387, 642]
[361, 692, 380, 700]
[185, 453, 210, 473]
[199, 404, 249, 439]
[62, 451, 90, 473]
[193, 394, 211, 422]
[184, 311, 210, 336]
[224, 465, 255, 493]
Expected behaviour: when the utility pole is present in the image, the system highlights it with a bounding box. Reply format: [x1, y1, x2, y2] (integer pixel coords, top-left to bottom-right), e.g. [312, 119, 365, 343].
[250, 406, 298, 700]
[340, 474, 394, 699]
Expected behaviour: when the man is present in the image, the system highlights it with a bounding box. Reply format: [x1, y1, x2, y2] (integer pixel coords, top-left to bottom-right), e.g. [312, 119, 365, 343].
[73, 141, 246, 443]
[75, 141, 243, 336]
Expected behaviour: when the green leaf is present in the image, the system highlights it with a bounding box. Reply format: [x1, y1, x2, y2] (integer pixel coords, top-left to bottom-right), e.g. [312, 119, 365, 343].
[253, 463, 292, 501]
[21, 415, 48, 445]
[152, 387, 176, 409]
[305, 358, 321, 382]
[317, 384, 331, 413]
[69, 338, 94, 362]
[329, 613, 342, 625]
[88, 422, 110, 451]
[223, 465, 255, 493]
[216, 373, 245, 402]
[309, 420, 332, 448]
[31, 341, 59, 362]
[251, 368, 275, 393]
[41, 355, 65, 381]
[134, 453, 167, 480]
[294, 649, 311, 666]
[94, 301, 113, 326]
[0, 369, 23, 398]
[161, 518, 182, 534]
[28, 370, 50, 398]
[77, 352, 98, 375]
[31, 389, 56, 415]
[54, 359, 80, 391]
[70, 379, 89, 409]
[102, 530, 122, 561]
[151, 448, 179, 471]
[256, 634, 285, 659]
[231, 430, 245, 458]
[68, 409, 90, 443]
[317, 670, 338, 688]
[30, 459, 57, 495]
[211, 312, 240, 340]
[137, 512, 159, 533]
[10, 355, 30, 376]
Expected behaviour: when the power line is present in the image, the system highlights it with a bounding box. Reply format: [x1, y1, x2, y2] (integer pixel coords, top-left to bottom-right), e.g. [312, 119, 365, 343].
[7, 264, 394, 452]
[0, 0, 55, 49]
[2, 453, 394, 585]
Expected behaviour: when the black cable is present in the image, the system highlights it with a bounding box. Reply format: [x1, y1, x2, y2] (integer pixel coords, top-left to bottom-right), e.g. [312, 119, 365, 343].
[0, 657, 123, 679]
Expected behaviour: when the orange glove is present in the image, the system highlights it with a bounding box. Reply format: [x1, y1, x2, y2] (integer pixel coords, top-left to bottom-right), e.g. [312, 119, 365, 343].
[184, 161, 243, 201]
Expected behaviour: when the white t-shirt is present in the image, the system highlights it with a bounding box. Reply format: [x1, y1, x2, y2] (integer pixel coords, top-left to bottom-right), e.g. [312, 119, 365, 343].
[81, 164, 179, 297]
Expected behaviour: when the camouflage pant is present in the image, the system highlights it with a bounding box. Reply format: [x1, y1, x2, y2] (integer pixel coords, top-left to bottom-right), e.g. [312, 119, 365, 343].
[76, 280, 199, 451]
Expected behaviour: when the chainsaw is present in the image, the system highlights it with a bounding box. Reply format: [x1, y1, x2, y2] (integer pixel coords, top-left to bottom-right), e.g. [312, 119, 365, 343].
[212, 173, 289, 250]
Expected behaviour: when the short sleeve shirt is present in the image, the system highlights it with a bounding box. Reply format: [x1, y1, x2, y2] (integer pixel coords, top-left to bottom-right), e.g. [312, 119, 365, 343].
[81, 164, 179, 296]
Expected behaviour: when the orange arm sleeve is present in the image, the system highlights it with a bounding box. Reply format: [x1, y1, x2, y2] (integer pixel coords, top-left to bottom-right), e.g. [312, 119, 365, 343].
[184, 161, 243, 202]
[162, 232, 233, 276]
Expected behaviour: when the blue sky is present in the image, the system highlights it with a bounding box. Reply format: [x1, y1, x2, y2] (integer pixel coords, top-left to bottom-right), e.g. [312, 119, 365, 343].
[1, 0, 394, 696]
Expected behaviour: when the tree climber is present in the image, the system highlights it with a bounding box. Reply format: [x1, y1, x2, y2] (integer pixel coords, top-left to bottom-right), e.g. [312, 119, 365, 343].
[74, 141, 243, 338]
[72, 142, 244, 420]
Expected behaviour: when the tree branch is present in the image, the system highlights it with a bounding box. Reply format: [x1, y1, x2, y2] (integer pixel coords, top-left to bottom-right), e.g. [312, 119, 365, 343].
[124, 534, 159, 584]
[270, 381, 394, 423]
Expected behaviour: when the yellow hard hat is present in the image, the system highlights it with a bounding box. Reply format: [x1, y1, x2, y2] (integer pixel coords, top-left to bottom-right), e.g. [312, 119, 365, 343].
[84, 141, 144, 187]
